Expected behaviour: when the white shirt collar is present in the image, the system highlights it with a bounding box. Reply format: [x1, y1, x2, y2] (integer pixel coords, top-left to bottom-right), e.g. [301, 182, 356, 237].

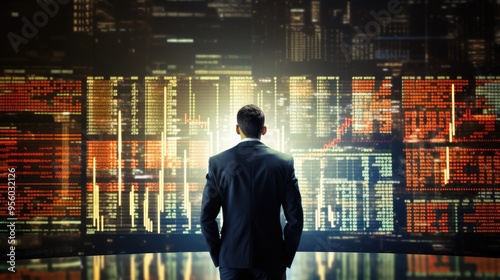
[241, 138, 261, 142]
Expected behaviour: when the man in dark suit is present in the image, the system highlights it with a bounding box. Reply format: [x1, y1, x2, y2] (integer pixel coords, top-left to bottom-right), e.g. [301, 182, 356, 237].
[200, 104, 303, 280]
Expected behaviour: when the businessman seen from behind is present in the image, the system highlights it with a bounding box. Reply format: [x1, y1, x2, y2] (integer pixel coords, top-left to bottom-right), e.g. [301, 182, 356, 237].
[201, 104, 304, 280]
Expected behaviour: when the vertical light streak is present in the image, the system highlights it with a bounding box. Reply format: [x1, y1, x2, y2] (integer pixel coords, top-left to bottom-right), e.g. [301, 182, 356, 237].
[328, 205, 334, 228]
[454, 203, 458, 232]
[157, 253, 165, 280]
[130, 185, 135, 227]
[258, 90, 263, 109]
[96, 201, 101, 231]
[93, 256, 100, 280]
[162, 86, 167, 212]
[449, 84, 456, 142]
[157, 194, 161, 233]
[93, 157, 100, 231]
[216, 130, 220, 154]
[100, 215, 104, 231]
[144, 187, 149, 232]
[276, 128, 281, 152]
[281, 125, 285, 152]
[274, 77, 278, 132]
[184, 252, 193, 280]
[164, 86, 167, 138]
[452, 84, 455, 136]
[144, 254, 152, 280]
[209, 131, 213, 156]
[318, 167, 324, 230]
[184, 149, 187, 208]
[160, 132, 165, 212]
[315, 209, 319, 231]
[184, 149, 191, 230]
[449, 123, 453, 143]
[118, 110, 122, 206]
[215, 83, 220, 154]
[443, 168, 447, 185]
[327, 252, 334, 269]
[189, 78, 193, 120]
[143, 196, 147, 231]
[93, 157, 96, 189]
[130, 255, 135, 280]
[317, 159, 325, 230]
[159, 169, 163, 212]
[62, 122, 69, 196]
[445, 146, 450, 185]
[315, 252, 326, 280]
[336, 77, 340, 141]
[93, 157, 96, 227]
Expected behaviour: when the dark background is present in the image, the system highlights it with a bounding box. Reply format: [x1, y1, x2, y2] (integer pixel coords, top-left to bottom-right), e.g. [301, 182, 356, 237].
[1, 0, 500, 260]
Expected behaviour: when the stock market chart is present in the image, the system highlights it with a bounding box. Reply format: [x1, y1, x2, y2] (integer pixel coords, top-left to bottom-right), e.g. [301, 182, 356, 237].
[1, 75, 500, 255]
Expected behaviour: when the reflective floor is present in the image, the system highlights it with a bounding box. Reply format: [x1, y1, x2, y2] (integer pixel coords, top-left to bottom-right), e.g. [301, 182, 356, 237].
[1, 251, 500, 279]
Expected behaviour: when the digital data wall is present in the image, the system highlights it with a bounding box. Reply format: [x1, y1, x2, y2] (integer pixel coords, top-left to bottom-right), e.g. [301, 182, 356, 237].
[1, 75, 499, 258]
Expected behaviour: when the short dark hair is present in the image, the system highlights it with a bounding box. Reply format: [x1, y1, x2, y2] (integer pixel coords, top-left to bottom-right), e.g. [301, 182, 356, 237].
[237, 104, 265, 138]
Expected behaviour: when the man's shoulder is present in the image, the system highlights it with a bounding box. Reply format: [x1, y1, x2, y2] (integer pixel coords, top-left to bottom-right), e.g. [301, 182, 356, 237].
[265, 146, 293, 163]
[208, 144, 238, 162]
[210, 142, 293, 162]
[248, 142, 294, 163]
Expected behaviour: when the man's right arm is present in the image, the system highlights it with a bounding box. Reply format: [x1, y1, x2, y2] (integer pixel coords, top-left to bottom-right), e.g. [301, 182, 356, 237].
[200, 157, 222, 267]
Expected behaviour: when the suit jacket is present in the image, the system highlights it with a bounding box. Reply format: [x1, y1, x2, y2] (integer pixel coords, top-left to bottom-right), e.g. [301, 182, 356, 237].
[200, 140, 303, 269]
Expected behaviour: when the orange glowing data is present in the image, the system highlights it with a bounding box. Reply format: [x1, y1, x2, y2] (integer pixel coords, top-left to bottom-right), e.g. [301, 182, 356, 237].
[0, 77, 82, 233]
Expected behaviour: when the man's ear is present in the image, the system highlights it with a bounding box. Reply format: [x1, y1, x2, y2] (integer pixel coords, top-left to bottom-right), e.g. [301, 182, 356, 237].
[236, 124, 240, 135]
[261, 126, 267, 136]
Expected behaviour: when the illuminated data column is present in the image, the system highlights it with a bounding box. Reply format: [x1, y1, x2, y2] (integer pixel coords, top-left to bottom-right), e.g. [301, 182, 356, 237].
[216, 76, 254, 149]
[402, 77, 468, 142]
[326, 150, 394, 232]
[186, 77, 217, 136]
[229, 76, 254, 120]
[476, 77, 500, 118]
[352, 77, 392, 138]
[316, 76, 340, 138]
[183, 150, 190, 232]
[0, 77, 82, 234]
[289, 76, 315, 136]
[406, 199, 458, 233]
[254, 77, 280, 149]
[371, 156, 394, 231]
[87, 77, 114, 134]
[145, 76, 178, 136]
[294, 156, 322, 231]
[86, 77, 142, 233]
[293, 148, 394, 233]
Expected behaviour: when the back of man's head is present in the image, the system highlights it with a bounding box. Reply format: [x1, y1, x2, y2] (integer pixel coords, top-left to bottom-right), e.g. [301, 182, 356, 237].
[237, 104, 265, 138]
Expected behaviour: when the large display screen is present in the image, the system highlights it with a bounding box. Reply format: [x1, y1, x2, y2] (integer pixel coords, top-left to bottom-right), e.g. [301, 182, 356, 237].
[9, 252, 500, 280]
[1, 74, 499, 258]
